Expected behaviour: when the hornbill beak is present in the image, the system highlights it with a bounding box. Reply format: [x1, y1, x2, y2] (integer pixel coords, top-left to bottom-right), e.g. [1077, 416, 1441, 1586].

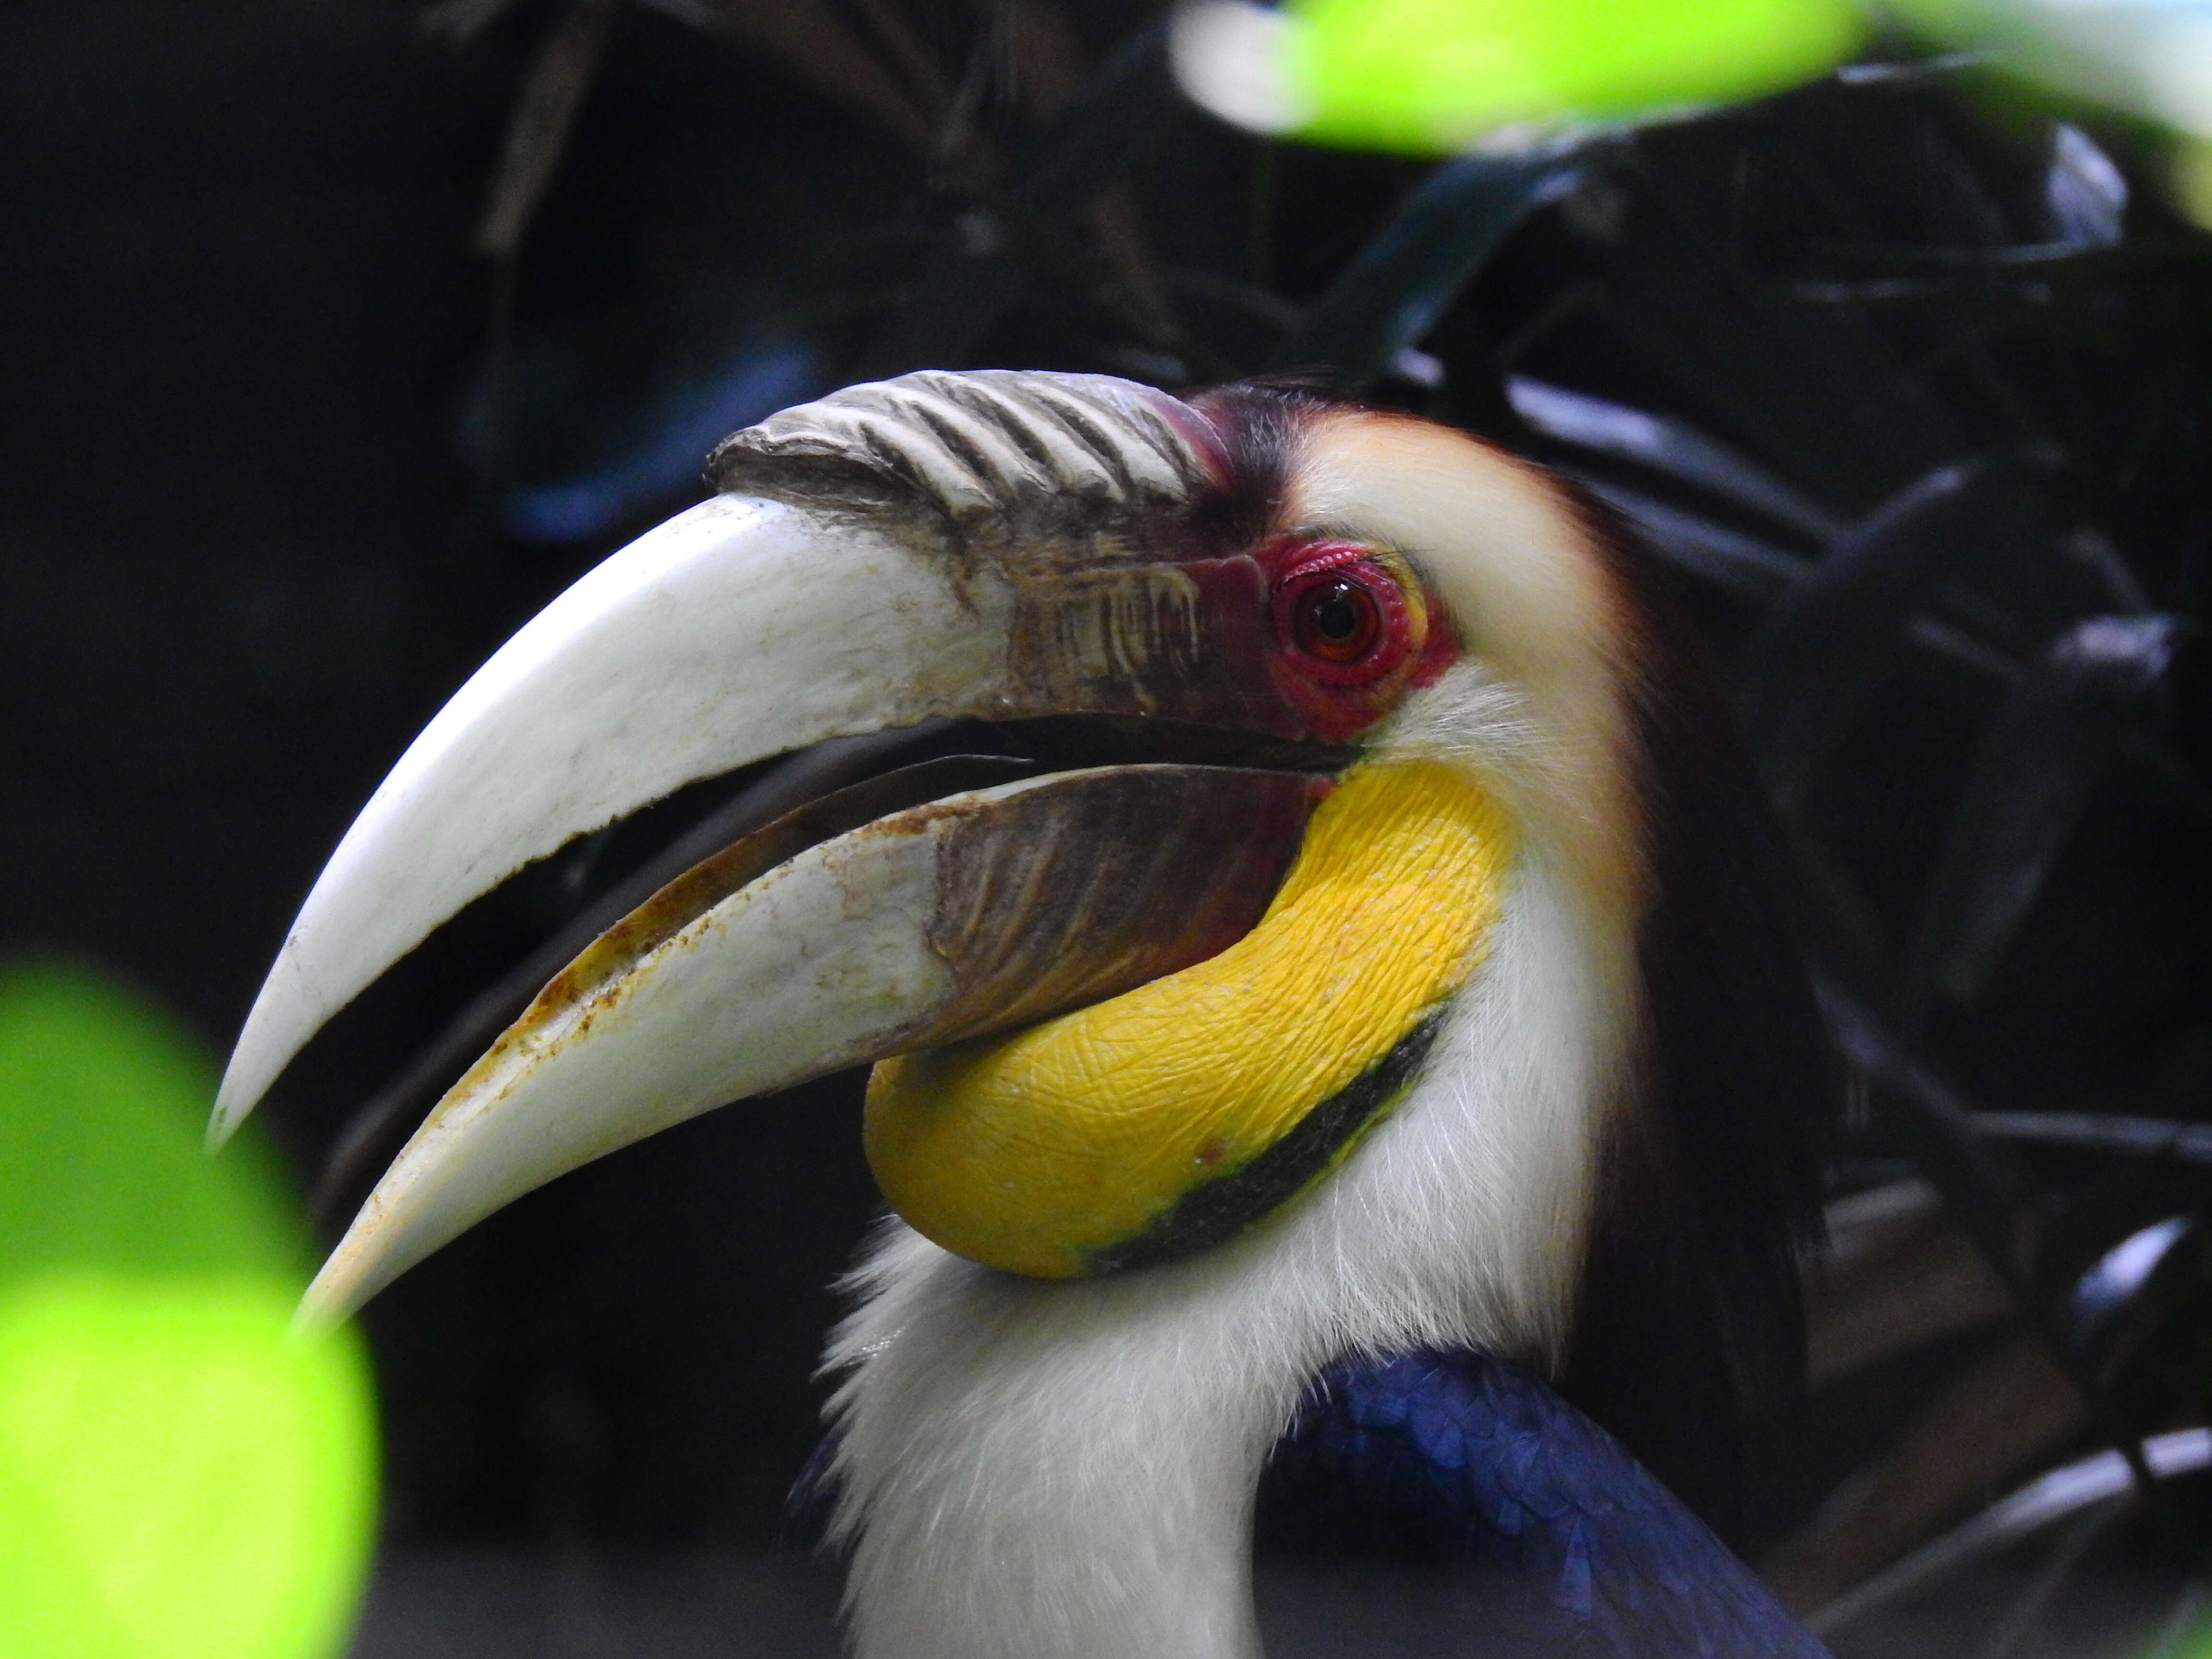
[215, 372, 1471, 1322]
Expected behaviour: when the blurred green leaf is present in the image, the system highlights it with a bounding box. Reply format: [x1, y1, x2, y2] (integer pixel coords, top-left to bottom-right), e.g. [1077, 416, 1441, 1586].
[1886, 0, 2212, 177]
[1908, 613, 2186, 1008]
[2176, 1605, 2212, 1659]
[1298, 0, 1864, 151]
[1172, 0, 1864, 155]
[1265, 149, 1581, 392]
[0, 961, 377, 1659]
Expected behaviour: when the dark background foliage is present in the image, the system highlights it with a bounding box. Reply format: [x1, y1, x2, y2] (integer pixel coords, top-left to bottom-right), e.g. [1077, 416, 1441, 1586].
[6, 1, 2210, 1652]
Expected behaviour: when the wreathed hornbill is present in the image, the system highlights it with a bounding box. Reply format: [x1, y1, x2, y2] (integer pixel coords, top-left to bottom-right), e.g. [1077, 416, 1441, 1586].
[213, 372, 1831, 1658]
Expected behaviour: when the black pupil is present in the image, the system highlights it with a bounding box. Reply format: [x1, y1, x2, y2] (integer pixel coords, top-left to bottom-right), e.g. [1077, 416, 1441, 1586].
[1313, 585, 1361, 640]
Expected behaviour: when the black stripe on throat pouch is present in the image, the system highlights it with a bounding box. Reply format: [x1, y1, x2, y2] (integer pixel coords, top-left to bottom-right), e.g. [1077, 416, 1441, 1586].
[1082, 1009, 1445, 1276]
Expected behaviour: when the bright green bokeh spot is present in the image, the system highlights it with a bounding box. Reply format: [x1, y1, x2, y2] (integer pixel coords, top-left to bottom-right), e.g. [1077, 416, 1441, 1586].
[0, 961, 377, 1659]
[1287, 0, 1869, 152]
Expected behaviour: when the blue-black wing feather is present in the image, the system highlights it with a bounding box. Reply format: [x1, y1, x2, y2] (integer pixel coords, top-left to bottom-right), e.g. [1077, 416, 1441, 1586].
[1256, 1348, 1829, 1658]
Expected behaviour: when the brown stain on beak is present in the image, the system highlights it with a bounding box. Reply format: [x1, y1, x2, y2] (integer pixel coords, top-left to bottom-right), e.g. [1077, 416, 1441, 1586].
[490, 755, 1038, 1073]
[469, 756, 1325, 1123]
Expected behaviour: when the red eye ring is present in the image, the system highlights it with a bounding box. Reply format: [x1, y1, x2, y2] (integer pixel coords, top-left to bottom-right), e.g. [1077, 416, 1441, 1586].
[1269, 545, 1410, 688]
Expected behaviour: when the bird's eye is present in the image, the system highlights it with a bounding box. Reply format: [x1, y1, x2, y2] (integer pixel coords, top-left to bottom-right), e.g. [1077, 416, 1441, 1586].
[1270, 545, 1408, 688]
[1293, 578, 1382, 663]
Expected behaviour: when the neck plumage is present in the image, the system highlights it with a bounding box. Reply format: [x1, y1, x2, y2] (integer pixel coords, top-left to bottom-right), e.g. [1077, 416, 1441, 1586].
[819, 808, 1638, 1659]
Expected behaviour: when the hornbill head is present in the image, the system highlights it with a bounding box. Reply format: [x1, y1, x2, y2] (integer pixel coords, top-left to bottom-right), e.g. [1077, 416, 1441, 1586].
[215, 371, 1822, 1579]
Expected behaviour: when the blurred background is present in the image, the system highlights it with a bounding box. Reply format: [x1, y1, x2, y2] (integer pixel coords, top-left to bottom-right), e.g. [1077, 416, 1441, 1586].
[3, 0, 2210, 1654]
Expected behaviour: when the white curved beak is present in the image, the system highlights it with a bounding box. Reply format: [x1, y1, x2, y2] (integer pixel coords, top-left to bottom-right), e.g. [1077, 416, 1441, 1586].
[212, 418, 1330, 1319]
[213, 465, 1309, 1151]
[298, 760, 1317, 1321]
[212, 495, 1025, 1146]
